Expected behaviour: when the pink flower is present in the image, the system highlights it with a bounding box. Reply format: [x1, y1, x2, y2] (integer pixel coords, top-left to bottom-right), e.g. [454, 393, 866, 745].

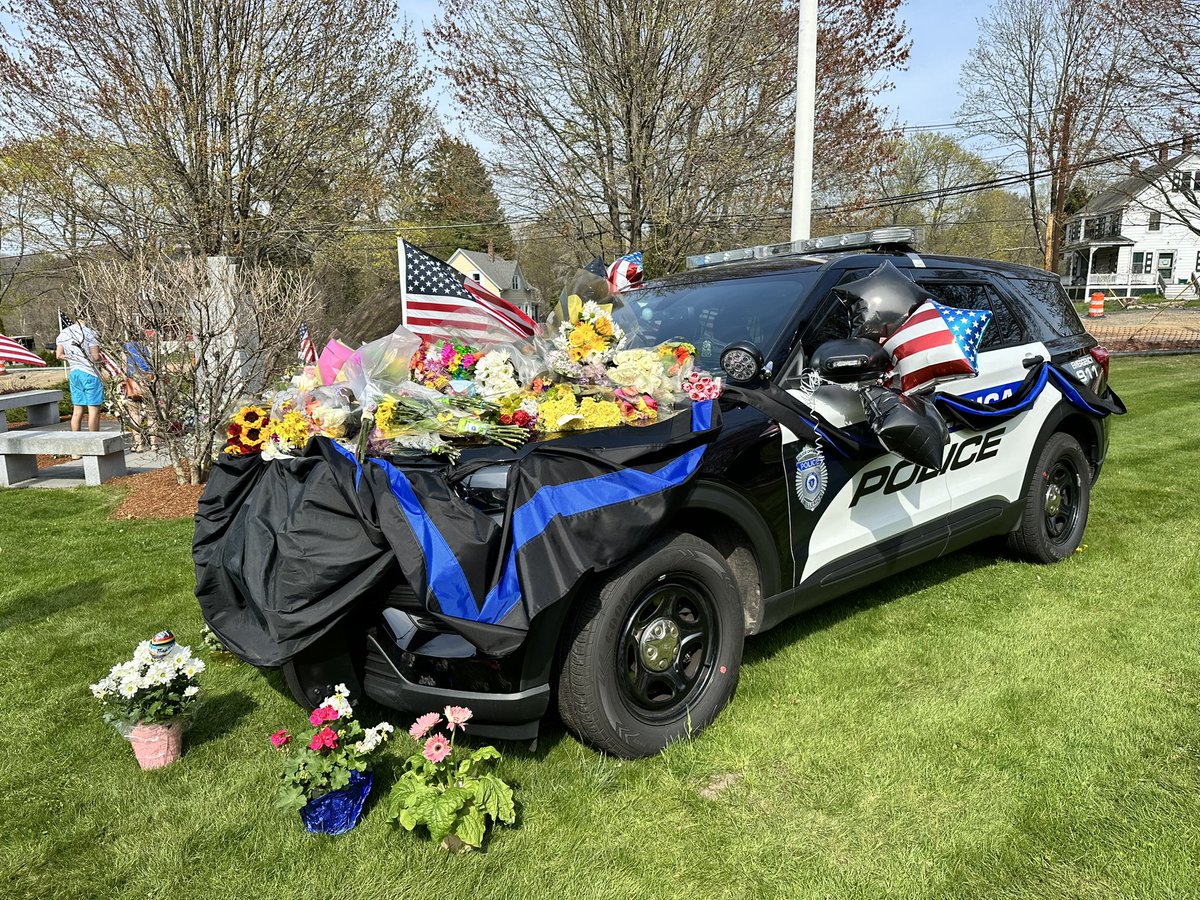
[409, 711, 442, 740]
[309, 705, 339, 726]
[269, 729, 291, 749]
[423, 733, 452, 764]
[461, 354, 476, 368]
[441, 343, 455, 364]
[309, 726, 339, 752]
[444, 705, 473, 731]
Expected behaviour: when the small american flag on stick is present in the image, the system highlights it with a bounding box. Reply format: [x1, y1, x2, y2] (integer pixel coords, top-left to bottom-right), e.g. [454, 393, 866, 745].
[299, 323, 317, 364]
[399, 239, 538, 339]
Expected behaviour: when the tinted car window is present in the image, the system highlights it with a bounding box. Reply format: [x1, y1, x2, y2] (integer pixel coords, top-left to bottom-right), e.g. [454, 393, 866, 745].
[916, 280, 1025, 350]
[1008, 278, 1087, 339]
[624, 270, 822, 371]
[799, 269, 871, 359]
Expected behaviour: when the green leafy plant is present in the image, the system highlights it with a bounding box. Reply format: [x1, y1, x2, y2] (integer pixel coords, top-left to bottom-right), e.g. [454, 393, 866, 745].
[386, 707, 516, 852]
[271, 684, 393, 811]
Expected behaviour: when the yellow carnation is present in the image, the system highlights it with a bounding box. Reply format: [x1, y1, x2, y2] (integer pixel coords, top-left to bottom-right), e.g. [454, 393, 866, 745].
[578, 398, 623, 430]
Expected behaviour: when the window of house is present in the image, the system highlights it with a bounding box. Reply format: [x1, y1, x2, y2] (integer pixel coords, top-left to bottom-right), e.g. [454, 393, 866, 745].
[1149, 212, 1162, 231]
[471, 272, 481, 282]
[1133, 252, 1153, 274]
[512, 274, 520, 290]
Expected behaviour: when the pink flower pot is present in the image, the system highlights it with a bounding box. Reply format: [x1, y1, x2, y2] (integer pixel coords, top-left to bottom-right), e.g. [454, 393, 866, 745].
[129, 720, 183, 770]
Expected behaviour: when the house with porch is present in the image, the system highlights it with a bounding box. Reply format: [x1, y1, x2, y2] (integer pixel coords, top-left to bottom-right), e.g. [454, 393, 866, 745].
[447, 245, 538, 318]
[1060, 150, 1200, 302]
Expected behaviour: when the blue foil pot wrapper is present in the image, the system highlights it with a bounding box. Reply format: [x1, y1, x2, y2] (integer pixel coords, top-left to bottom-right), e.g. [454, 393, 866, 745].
[299, 770, 373, 835]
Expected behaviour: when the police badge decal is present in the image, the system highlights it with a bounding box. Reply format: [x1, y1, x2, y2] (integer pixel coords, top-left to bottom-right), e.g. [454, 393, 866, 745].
[794, 445, 828, 511]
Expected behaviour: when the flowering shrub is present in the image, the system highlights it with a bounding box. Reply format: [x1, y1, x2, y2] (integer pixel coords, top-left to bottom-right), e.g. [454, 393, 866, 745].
[386, 707, 516, 852]
[272, 684, 393, 811]
[90, 635, 204, 726]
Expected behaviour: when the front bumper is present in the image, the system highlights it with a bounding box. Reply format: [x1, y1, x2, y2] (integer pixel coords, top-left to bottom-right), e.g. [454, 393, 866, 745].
[361, 607, 551, 741]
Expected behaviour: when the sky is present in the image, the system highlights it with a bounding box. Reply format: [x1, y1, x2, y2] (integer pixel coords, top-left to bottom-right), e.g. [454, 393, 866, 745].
[402, 0, 993, 136]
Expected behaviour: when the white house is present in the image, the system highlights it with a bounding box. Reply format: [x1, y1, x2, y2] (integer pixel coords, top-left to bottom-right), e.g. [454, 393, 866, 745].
[447, 245, 537, 318]
[1060, 150, 1200, 301]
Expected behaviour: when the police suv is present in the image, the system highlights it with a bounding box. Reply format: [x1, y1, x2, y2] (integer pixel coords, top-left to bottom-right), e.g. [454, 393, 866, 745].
[285, 227, 1114, 759]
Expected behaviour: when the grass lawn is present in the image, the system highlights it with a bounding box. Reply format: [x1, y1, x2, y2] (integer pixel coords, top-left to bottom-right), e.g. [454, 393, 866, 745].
[2, 356, 1198, 900]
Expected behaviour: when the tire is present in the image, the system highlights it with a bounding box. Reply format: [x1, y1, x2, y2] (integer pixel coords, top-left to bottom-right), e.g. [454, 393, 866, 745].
[1008, 432, 1091, 563]
[556, 531, 744, 758]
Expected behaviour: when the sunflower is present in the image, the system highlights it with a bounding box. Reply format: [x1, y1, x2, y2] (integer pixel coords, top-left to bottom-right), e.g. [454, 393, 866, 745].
[232, 405, 268, 429]
[243, 426, 263, 445]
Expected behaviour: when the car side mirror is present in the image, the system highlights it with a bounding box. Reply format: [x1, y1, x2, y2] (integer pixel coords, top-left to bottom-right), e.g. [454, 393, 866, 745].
[720, 341, 766, 385]
[810, 338, 891, 384]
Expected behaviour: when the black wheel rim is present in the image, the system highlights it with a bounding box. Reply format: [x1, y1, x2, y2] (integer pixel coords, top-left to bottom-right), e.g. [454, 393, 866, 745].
[1043, 457, 1081, 545]
[617, 578, 720, 723]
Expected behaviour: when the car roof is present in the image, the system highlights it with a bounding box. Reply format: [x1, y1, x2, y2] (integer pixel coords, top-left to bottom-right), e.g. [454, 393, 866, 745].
[646, 249, 1055, 289]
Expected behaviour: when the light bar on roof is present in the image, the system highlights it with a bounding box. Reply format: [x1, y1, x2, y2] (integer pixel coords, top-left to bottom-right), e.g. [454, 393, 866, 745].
[685, 226, 922, 270]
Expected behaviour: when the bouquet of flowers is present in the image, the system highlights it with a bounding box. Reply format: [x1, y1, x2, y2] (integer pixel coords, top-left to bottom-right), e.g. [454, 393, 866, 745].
[412, 338, 481, 393]
[548, 296, 626, 380]
[271, 684, 394, 820]
[223, 405, 272, 455]
[385, 707, 516, 852]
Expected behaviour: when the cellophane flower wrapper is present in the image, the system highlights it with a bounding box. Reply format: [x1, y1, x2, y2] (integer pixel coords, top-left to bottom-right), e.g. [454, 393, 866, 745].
[300, 386, 361, 441]
[299, 770, 374, 836]
[342, 326, 423, 409]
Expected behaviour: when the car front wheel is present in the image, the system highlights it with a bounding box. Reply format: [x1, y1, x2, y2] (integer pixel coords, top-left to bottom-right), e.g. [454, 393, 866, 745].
[556, 531, 744, 758]
[1008, 432, 1091, 563]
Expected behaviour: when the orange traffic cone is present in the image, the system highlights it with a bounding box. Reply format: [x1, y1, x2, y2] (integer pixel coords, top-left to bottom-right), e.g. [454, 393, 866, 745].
[1088, 291, 1106, 318]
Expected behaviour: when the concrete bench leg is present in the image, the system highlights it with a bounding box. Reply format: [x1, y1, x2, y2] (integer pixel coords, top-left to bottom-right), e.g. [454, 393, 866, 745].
[83, 451, 128, 486]
[26, 402, 60, 427]
[0, 453, 37, 487]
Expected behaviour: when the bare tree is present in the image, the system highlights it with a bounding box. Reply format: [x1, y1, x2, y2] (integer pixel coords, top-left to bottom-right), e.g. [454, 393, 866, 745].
[959, 0, 1133, 267]
[76, 257, 318, 484]
[431, 0, 908, 272]
[0, 0, 424, 261]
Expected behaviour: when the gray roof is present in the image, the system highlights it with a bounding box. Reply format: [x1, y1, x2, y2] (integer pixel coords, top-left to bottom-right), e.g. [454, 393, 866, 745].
[1076, 152, 1191, 216]
[456, 249, 520, 290]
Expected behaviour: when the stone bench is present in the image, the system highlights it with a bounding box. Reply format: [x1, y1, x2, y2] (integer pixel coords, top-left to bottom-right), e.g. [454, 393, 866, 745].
[0, 429, 130, 487]
[0, 390, 63, 433]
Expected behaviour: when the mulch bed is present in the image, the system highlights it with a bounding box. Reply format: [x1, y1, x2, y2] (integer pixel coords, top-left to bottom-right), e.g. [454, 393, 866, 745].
[110, 466, 204, 520]
[36, 454, 72, 469]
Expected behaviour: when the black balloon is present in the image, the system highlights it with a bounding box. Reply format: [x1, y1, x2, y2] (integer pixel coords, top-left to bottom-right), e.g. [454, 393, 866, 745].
[861, 384, 949, 471]
[836, 261, 933, 341]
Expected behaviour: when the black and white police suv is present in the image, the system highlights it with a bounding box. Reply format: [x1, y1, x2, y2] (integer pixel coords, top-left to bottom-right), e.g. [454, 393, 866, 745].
[280, 227, 1119, 759]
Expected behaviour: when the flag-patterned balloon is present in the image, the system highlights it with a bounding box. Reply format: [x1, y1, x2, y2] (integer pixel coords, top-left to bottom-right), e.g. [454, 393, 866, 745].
[149, 630, 176, 657]
[883, 300, 991, 393]
[607, 252, 644, 293]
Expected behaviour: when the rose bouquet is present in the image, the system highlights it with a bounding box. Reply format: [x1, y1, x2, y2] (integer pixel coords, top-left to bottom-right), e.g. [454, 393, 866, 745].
[385, 707, 516, 852]
[90, 631, 204, 769]
[272, 684, 393, 834]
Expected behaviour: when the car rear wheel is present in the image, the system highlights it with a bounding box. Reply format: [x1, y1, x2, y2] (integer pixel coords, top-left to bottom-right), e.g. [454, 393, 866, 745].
[556, 531, 744, 758]
[1008, 432, 1091, 563]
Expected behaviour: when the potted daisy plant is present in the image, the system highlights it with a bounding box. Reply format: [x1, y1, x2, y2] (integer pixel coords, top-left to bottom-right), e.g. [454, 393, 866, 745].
[89, 631, 204, 770]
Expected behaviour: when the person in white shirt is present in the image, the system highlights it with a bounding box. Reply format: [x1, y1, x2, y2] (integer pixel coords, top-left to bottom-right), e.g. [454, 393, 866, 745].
[55, 319, 104, 433]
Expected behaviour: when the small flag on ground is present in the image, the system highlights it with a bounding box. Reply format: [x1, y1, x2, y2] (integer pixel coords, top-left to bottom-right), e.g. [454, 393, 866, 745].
[399, 239, 538, 339]
[883, 300, 991, 393]
[607, 252, 644, 293]
[0, 333, 47, 367]
[299, 323, 317, 364]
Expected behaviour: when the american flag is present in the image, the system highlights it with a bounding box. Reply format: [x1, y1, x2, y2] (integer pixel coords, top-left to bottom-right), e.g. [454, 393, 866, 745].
[883, 300, 991, 393]
[399, 239, 538, 339]
[299, 323, 317, 364]
[0, 333, 47, 367]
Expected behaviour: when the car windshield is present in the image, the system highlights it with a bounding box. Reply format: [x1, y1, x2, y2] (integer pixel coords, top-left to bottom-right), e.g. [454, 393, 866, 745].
[618, 269, 823, 372]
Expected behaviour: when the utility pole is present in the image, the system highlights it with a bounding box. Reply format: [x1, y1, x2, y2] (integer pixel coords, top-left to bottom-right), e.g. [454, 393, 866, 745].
[790, 0, 818, 242]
